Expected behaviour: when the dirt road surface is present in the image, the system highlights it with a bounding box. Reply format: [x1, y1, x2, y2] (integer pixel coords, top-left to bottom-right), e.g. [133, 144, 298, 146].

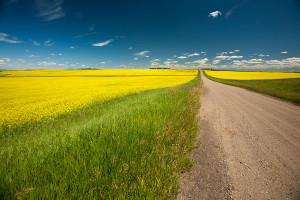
[178, 72, 300, 200]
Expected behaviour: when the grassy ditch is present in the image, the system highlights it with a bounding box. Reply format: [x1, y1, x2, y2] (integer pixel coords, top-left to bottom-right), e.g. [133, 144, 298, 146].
[203, 70, 300, 105]
[0, 72, 201, 199]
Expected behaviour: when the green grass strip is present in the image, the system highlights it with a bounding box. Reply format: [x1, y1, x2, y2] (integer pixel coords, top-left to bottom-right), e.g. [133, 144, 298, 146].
[0, 72, 201, 199]
[203, 70, 300, 105]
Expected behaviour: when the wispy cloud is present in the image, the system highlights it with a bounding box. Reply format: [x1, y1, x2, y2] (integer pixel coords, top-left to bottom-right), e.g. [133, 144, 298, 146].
[134, 51, 150, 56]
[37, 61, 57, 66]
[225, 0, 249, 19]
[281, 51, 288, 54]
[178, 56, 187, 59]
[0, 33, 23, 44]
[29, 55, 39, 58]
[92, 39, 113, 47]
[44, 39, 55, 46]
[216, 55, 243, 60]
[29, 39, 40, 46]
[74, 32, 97, 39]
[209, 11, 222, 18]
[225, 7, 236, 18]
[89, 24, 95, 31]
[70, 46, 75, 49]
[151, 59, 160, 62]
[258, 54, 270, 57]
[128, 47, 133, 50]
[35, 0, 66, 21]
[186, 58, 209, 65]
[213, 60, 221, 64]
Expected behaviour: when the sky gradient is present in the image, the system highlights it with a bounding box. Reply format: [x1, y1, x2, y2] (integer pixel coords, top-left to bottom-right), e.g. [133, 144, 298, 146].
[1, 0, 300, 71]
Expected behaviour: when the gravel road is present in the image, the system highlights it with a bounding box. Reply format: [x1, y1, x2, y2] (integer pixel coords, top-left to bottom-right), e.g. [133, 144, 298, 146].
[177, 72, 300, 200]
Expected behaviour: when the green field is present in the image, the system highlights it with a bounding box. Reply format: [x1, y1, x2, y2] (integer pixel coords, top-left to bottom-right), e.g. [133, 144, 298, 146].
[0, 72, 201, 199]
[203, 70, 300, 104]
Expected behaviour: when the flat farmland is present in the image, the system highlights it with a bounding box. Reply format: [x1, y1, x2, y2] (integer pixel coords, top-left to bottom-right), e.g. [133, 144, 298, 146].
[0, 69, 197, 131]
[0, 69, 200, 199]
[204, 70, 300, 104]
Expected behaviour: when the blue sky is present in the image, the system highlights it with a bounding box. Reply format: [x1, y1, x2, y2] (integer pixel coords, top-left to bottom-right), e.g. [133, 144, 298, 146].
[0, 0, 300, 70]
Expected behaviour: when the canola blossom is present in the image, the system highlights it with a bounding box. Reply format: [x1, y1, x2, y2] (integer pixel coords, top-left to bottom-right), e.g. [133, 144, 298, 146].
[0, 69, 197, 130]
[204, 70, 300, 80]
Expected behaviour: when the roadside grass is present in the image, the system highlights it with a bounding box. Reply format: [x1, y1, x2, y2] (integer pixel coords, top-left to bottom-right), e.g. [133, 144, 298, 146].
[203, 70, 300, 105]
[0, 72, 201, 199]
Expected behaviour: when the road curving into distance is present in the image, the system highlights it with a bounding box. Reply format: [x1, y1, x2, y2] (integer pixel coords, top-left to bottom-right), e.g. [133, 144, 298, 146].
[178, 72, 300, 200]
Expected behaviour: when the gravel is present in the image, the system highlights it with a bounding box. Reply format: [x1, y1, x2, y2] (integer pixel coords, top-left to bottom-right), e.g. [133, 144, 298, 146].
[177, 72, 300, 200]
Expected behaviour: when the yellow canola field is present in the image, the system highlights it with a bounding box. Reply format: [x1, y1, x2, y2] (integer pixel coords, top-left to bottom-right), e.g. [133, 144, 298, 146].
[204, 70, 300, 80]
[0, 69, 197, 129]
[1, 69, 198, 77]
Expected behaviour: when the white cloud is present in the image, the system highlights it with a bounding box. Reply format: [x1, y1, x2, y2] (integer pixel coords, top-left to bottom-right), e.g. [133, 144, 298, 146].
[44, 39, 54, 46]
[215, 55, 243, 60]
[219, 52, 228, 55]
[146, 56, 150, 58]
[229, 56, 243, 59]
[178, 56, 187, 59]
[285, 57, 300, 62]
[58, 53, 62, 56]
[209, 11, 222, 18]
[213, 60, 221, 64]
[234, 50, 240, 52]
[0, 32, 23, 44]
[128, 47, 133, 50]
[70, 46, 75, 49]
[233, 58, 264, 65]
[186, 58, 209, 65]
[101, 62, 106, 64]
[201, 52, 206, 54]
[134, 58, 138, 60]
[216, 55, 230, 59]
[29, 55, 39, 58]
[281, 51, 288, 54]
[92, 39, 113, 47]
[188, 53, 200, 57]
[152, 59, 160, 62]
[37, 61, 57, 66]
[134, 50, 150, 56]
[29, 39, 41, 46]
[247, 59, 264, 64]
[258, 54, 270, 57]
[35, 0, 66, 21]
[151, 62, 159, 66]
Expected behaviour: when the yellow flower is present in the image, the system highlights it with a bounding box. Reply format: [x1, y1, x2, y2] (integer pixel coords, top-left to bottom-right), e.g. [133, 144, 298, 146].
[0, 69, 197, 129]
